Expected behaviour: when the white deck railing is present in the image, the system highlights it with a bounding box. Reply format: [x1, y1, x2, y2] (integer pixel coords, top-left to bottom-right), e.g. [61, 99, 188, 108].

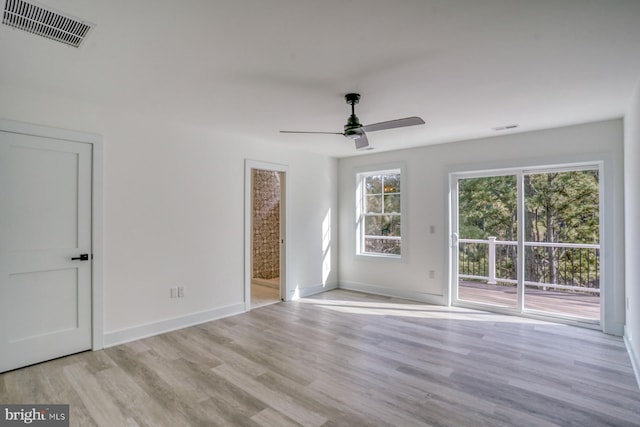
[458, 237, 600, 294]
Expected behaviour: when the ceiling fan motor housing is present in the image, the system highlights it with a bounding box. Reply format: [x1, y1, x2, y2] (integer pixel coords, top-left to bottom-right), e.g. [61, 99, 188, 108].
[345, 113, 362, 133]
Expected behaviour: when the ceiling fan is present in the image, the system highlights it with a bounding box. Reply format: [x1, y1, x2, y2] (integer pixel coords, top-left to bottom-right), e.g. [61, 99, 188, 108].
[280, 93, 425, 150]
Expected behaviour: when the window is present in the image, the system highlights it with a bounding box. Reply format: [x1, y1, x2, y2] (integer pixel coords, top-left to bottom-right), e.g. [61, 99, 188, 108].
[357, 168, 403, 257]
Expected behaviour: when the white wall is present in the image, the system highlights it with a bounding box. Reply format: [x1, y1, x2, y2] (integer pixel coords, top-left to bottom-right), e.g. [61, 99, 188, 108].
[0, 85, 339, 346]
[338, 120, 625, 335]
[624, 80, 640, 381]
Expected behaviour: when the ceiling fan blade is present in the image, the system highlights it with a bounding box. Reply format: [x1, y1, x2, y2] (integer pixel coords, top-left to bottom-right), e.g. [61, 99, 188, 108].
[362, 116, 425, 133]
[280, 130, 344, 135]
[354, 133, 369, 150]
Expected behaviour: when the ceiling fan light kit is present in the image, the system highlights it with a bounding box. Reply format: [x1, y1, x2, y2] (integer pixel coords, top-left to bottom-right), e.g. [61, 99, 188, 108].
[280, 93, 425, 151]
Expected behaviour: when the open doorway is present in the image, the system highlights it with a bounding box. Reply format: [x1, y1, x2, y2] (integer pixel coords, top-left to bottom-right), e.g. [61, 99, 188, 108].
[245, 160, 288, 310]
[250, 168, 282, 308]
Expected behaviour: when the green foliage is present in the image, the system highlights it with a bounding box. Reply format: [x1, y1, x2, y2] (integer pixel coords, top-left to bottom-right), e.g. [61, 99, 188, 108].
[458, 170, 600, 289]
[459, 175, 517, 240]
[459, 171, 598, 243]
[525, 171, 599, 244]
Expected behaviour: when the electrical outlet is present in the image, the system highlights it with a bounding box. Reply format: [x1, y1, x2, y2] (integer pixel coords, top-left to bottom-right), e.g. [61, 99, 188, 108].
[430, 225, 436, 234]
[178, 286, 184, 298]
[429, 270, 435, 279]
[170, 288, 177, 298]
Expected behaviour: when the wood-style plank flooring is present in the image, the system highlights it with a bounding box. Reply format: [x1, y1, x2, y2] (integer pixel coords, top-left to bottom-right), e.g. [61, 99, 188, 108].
[1, 290, 638, 426]
[251, 282, 280, 309]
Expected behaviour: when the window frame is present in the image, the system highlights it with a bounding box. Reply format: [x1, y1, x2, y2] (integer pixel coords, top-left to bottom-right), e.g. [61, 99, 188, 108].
[355, 163, 406, 261]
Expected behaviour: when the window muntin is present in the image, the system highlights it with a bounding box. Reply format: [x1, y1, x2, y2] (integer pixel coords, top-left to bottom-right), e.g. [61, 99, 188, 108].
[358, 169, 402, 257]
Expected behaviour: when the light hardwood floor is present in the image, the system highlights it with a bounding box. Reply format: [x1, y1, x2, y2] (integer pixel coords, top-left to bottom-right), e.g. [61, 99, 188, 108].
[1, 290, 639, 426]
[251, 282, 281, 309]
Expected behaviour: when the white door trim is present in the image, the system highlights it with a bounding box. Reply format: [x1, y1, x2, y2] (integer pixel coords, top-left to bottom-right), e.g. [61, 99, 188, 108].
[244, 160, 290, 311]
[0, 119, 104, 350]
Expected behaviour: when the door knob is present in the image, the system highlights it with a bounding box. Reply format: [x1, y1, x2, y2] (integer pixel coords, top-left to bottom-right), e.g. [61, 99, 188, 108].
[71, 254, 89, 261]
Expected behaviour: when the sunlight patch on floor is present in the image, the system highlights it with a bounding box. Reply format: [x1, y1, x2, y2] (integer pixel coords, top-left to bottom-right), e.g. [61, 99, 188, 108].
[299, 297, 553, 324]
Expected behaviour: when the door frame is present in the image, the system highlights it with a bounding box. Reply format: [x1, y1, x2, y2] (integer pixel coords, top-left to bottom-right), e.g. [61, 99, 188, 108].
[0, 119, 104, 350]
[244, 160, 289, 311]
[448, 154, 619, 335]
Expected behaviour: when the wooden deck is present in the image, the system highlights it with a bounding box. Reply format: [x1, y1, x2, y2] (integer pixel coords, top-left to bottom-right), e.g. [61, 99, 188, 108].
[458, 281, 600, 320]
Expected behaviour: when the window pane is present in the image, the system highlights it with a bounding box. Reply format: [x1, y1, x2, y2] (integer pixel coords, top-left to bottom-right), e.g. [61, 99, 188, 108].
[366, 195, 382, 213]
[365, 238, 401, 255]
[365, 215, 382, 235]
[365, 176, 382, 194]
[524, 170, 599, 244]
[458, 175, 517, 240]
[381, 215, 401, 236]
[383, 174, 400, 193]
[384, 194, 400, 213]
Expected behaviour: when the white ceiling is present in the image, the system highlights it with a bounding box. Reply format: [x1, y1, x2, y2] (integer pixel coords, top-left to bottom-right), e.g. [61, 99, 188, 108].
[2, 0, 640, 157]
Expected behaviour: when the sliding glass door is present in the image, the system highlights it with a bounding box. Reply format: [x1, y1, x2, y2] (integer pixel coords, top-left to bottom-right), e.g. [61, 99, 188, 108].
[451, 166, 601, 323]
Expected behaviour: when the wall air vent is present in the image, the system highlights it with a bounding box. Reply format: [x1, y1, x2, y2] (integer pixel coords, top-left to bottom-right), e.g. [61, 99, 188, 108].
[2, 0, 93, 48]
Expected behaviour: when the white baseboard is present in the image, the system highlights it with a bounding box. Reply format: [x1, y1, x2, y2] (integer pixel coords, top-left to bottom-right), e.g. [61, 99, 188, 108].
[624, 328, 640, 390]
[338, 281, 446, 305]
[290, 282, 338, 300]
[103, 303, 245, 348]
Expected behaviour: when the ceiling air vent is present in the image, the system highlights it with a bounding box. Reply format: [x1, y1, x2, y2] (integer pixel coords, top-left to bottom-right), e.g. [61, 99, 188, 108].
[2, 0, 93, 48]
[492, 124, 519, 132]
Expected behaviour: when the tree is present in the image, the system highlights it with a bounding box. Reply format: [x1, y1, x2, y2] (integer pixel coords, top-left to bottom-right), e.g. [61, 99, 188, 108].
[459, 175, 517, 240]
[524, 170, 599, 286]
[459, 176, 517, 280]
[458, 170, 599, 289]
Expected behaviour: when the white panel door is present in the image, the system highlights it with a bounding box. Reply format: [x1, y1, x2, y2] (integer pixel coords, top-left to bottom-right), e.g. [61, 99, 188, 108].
[0, 131, 92, 372]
